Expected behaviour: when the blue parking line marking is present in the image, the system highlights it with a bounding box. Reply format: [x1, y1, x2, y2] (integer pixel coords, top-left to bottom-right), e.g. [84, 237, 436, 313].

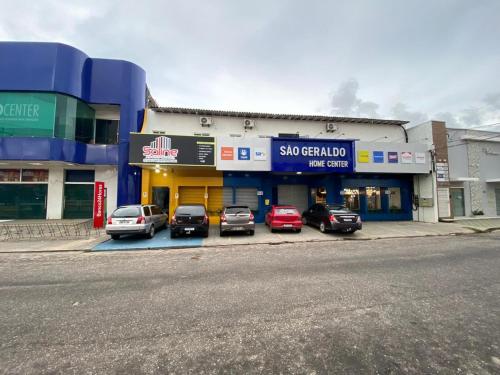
[92, 228, 203, 251]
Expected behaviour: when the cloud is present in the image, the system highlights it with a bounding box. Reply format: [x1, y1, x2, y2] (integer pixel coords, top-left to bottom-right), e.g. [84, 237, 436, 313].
[391, 103, 428, 125]
[329, 79, 379, 117]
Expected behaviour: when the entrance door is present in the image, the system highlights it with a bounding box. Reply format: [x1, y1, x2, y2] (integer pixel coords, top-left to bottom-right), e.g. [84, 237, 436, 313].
[277, 185, 309, 214]
[450, 188, 465, 217]
[0, 184, 48, 219]
[153, 187, 169, 212]
[496, 188, 500, 215]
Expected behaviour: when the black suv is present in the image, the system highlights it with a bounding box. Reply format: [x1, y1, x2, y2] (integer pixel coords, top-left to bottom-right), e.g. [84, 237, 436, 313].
[170, 204, 209, 238]
[302, 203, 362, 234]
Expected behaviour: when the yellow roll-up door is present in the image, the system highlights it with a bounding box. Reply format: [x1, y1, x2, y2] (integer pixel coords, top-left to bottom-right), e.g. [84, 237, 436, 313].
[178, 186, 205, 205]
[207, 187, 223, 216]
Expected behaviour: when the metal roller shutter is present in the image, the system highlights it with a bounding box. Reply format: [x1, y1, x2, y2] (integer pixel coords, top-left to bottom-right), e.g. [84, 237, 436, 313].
[223, 187, 233, 206]
[235, 188, 258, 210]
[277, 185, 309, 214]
[178, 186, 205, 205]
[207, 187, 223, 215]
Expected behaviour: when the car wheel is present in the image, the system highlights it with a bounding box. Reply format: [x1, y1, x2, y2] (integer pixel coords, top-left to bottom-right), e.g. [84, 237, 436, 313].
[220, 229, 225, 237]
[271, 228, 276, 233]
[147, 225, 155, 239]
[203, 231, 209, 238]
[296, 228, 301, 233]
[170, 231, 177, 239]
[319, 222, 326, 233]
[249, 230, 255, 236]
[302, 217, 307, 225]
[111, 234, 120, 240]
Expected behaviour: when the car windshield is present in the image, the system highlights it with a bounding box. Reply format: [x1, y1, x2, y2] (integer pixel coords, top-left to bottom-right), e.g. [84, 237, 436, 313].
[112, 206, 141, 217]
[175, 206, 206, 216]
[328, 205, 351, 213]
[276, 208, 298, 215]
[225, 207, 250, 214]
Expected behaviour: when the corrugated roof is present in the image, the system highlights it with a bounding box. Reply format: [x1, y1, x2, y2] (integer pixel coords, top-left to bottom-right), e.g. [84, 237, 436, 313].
[151, 106, 408, 126]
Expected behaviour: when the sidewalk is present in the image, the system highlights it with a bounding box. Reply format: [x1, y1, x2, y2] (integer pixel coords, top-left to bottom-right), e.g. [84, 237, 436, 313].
[446, 217, 500, 233]
[0, 221, 482, 253]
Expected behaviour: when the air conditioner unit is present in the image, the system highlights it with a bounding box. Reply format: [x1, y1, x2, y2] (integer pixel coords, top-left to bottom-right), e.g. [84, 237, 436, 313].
[243, 119, 255, 129]
[326, 123, 338, 132]
[199, 116, 212, 127]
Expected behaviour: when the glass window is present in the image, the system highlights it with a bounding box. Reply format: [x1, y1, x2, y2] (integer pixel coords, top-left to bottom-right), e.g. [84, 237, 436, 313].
[75, 100, 95, 143]
[112, 206, 142, 218]
[0, 92, 56, 137]
[388, 187, 402, 212]
[143, 206, 151, 216]
[54, 94, 95, 143]
[366, 187, 382, 211]
[0, 169, 21, 182]
[225, 206, 251, 214]
[343, 188, 359, 211]
[275, 208, 299, 215]
[175, 206, 206, 216]
[22, 169, 49, 182]
[65, 170, 95, 183]
[95, 119, 119, 145]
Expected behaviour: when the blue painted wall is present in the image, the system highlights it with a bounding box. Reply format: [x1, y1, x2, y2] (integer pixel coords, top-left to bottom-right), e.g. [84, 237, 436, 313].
[0, 42, 146, 206]
[223, 172, 414, 222]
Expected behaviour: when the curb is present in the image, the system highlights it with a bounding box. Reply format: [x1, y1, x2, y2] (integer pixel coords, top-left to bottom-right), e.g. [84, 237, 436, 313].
[0, 229, 490, 254]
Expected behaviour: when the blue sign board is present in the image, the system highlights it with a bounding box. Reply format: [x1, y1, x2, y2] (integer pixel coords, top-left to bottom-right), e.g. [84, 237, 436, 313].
[271, 138, 354, 173]
[373, 151, 384, 163]
[238, 147, 250, 160]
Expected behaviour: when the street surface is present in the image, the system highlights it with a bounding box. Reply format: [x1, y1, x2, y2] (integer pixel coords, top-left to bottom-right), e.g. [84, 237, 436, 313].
[1, 233, 499, 374]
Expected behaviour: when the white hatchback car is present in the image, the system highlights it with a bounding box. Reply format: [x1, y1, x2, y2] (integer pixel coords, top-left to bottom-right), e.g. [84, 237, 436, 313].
[106, 204, 168, 240]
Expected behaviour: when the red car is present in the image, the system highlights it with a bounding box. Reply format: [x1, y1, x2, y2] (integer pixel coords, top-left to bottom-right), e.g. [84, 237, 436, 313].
[265, 205, 303, 233]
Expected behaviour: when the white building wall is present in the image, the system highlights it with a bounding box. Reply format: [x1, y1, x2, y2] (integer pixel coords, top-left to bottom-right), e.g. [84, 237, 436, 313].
[146, 111, 407, 143]
[46, 166, 64, 219]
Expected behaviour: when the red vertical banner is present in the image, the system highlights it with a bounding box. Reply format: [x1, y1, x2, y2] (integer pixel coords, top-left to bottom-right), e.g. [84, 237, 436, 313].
[93, 181, 105, 228]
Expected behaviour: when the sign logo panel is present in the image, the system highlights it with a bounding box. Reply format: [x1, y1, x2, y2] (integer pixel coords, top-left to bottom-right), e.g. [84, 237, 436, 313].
[130, 134, 215, 166]
[238, 147, 250, 160]
[357, 150, 369, 163]
[373, 151, 384, 163]
[93, 181, 105, 228]
[388, 152, 399, 163]
[271, 138, 354, 173]
[221, 147, 234, 160]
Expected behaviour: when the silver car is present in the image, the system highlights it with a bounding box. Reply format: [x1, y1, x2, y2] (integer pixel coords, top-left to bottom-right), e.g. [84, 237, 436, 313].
[106, 204, 168, 240]
[219, 205, 255, 236]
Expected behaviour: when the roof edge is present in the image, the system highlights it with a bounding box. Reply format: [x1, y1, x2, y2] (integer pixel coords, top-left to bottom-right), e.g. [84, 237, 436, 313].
[151, 106, 408, 125]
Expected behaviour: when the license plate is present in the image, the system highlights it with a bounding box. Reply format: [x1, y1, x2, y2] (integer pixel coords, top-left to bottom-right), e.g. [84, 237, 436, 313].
[118, 220, 129, 224]
[343, 219, 352, 222]
[283, 224, 293, 228]
[234, 227, 244, 231]
[184, 227, 195, 231]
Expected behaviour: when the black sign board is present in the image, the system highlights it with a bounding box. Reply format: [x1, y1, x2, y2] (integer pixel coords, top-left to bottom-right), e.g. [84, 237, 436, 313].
[129, 133, 215, 166]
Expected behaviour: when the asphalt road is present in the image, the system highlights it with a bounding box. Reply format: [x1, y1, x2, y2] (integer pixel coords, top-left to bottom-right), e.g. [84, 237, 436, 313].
[1, 233, 499, 374]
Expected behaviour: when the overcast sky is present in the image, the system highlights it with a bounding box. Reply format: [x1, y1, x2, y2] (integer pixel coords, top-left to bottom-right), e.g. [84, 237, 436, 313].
[1, 0, 500, 129]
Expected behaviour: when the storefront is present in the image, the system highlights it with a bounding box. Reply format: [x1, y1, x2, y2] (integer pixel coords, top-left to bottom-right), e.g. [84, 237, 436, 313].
[130, 133, 223, 223]
[0, 42, 146, 220]
[217, 137, 431, 222]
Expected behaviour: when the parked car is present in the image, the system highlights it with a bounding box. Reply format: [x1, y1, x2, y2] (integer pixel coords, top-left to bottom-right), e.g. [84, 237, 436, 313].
[302, 203, 362, 233]
[265, 205, 302, 232]
[170, 204, 209, 238]
[220, 205, 255, 236]
[106, 204, 168, 240]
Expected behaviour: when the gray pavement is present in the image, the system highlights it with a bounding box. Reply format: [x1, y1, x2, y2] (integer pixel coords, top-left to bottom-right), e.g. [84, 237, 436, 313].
[0, 221, 477, 253]
[0, 233, 499, 374]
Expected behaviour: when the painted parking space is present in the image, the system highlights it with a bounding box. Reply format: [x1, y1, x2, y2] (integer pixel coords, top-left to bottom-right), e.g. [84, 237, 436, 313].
[92, 227, 202, 251]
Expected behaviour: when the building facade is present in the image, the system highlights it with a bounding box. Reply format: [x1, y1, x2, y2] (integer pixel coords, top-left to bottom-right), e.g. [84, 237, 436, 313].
[0, 42, 443, 224]
[447, 128, 500, 217]
[136, 108, 435, 224]
[0, 42, 146, 220]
